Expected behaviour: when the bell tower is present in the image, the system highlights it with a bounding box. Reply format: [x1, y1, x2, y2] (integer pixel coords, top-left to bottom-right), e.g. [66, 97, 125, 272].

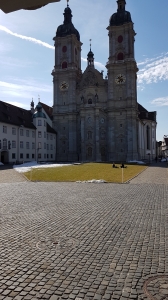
[106, 0, 139, 162]
[52, 3, 82, 161]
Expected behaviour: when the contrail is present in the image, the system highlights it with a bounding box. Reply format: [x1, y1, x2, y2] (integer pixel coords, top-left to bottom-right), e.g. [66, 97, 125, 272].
[0, 25, 54, 49]
[0, 24, 106, 69]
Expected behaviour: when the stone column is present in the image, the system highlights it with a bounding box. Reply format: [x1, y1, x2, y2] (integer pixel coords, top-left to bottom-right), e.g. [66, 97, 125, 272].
[68, 116, 77, 161]
[95, 110, 101, 161]
[81, 115, 85, 161]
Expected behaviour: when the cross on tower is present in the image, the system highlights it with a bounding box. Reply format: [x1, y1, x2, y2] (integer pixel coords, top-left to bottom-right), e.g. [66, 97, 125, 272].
[89, 39, 92, 51]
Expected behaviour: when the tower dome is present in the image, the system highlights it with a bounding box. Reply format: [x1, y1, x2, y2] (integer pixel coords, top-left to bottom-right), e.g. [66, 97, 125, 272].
[110, 0, 132, 26]
[55, 4, 80, 41]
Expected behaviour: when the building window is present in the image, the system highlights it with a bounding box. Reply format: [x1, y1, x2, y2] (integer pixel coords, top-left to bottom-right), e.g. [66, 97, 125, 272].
[44, 154, 46, 159]
[38, 119, 42, 126]
[32, 131, 35, 138]
[47, 154, 49, 158]
[117, 52, 124, 60]
[88, 99, 92, 104]
[62, 61, 67, 69]
[26, 154, 29, 159]
[26, 130, 29, 137]
[12, 141, 16, 148]
[32, 142, 35, 149]
[3, 126, 7, 133]
[20, 141, 23, 148]
[8, 141, 11, 149]
[120, 124, 123, 127]
[101, 147, 105, 156]
[44, 143, 46, 149]
[50, 135, 53, 140]
[12, 128, 16, 135]
[38, 153, 41, 159]
[32, 154, 35, 159]
[3, 139, 7, 150]
[47, 144, 49, 150]
[20, 153, 23, 159]
[88, 147, 92, 157]
[118, 35, 123, 43]
[87, 131, 92, 139]
[38, 142, 41, 149]
[44, 132, 46, 138]
[20, 128, 24, 136]
[12, 153, 16, 159]
[38, 131, 42, 138]
[51, 154, 53, 159]
[26, 142, 29, 149]
[47, 134, 49, 140]
[50, 144, 53, 150]
[62, 45, 67, 53]
[44, 120, 46, 126]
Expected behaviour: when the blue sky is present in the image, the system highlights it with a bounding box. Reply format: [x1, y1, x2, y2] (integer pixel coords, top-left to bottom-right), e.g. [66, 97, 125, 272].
[0, 0, 168, 141]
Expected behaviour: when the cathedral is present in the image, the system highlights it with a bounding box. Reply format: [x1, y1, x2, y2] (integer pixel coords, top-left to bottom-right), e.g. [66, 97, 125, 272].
[52, 0, 157, 162]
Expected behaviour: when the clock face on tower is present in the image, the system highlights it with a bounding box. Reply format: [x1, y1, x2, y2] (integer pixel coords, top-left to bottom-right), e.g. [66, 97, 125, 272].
[59, 81, 69, 91]
[115, 74, 126, 84]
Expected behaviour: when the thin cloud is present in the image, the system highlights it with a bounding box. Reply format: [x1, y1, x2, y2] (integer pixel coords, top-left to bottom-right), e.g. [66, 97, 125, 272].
[138, 54, 168, 85]
[151, 97, 168, 106]
[7, 101, 30, 109]
[0, 80, 52, 100]
[81, 57, 105, 70]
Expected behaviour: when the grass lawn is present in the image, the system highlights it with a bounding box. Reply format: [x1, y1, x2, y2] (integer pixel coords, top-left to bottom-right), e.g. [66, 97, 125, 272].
[24, 163, 147, 183]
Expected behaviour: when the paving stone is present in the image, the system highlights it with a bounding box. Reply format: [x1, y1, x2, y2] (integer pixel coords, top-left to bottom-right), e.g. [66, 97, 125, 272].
[0, 164, 168, 300]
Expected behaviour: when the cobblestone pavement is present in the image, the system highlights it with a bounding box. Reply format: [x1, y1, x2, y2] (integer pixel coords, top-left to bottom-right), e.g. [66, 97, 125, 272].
[0, 167, 27, 183]
[0, 164, 168, 300]
[130, 162, 168, 184]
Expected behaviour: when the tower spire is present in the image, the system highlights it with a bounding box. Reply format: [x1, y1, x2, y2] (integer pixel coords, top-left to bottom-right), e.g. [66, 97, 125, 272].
[89, 38, 92, 51]
[67, 0, 69, 7]
[117, 0, 126, 11]
[87, 39, 94, 67]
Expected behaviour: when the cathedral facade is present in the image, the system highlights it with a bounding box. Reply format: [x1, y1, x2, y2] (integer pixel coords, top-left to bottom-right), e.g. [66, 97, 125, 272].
[52, 0, 157, 162]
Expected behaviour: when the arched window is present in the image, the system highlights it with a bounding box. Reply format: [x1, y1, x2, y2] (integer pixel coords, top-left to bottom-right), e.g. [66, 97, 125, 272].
[118, 35, 123, 43]
[88, 147, 92, 157]
[117, 52, 124, 60]
[62, 61, 67, 69]
[87, 131, 92, 139]
[101, 147, 105, 156]
[88, 98, 92, 104]
[62, 46, 67, 53]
